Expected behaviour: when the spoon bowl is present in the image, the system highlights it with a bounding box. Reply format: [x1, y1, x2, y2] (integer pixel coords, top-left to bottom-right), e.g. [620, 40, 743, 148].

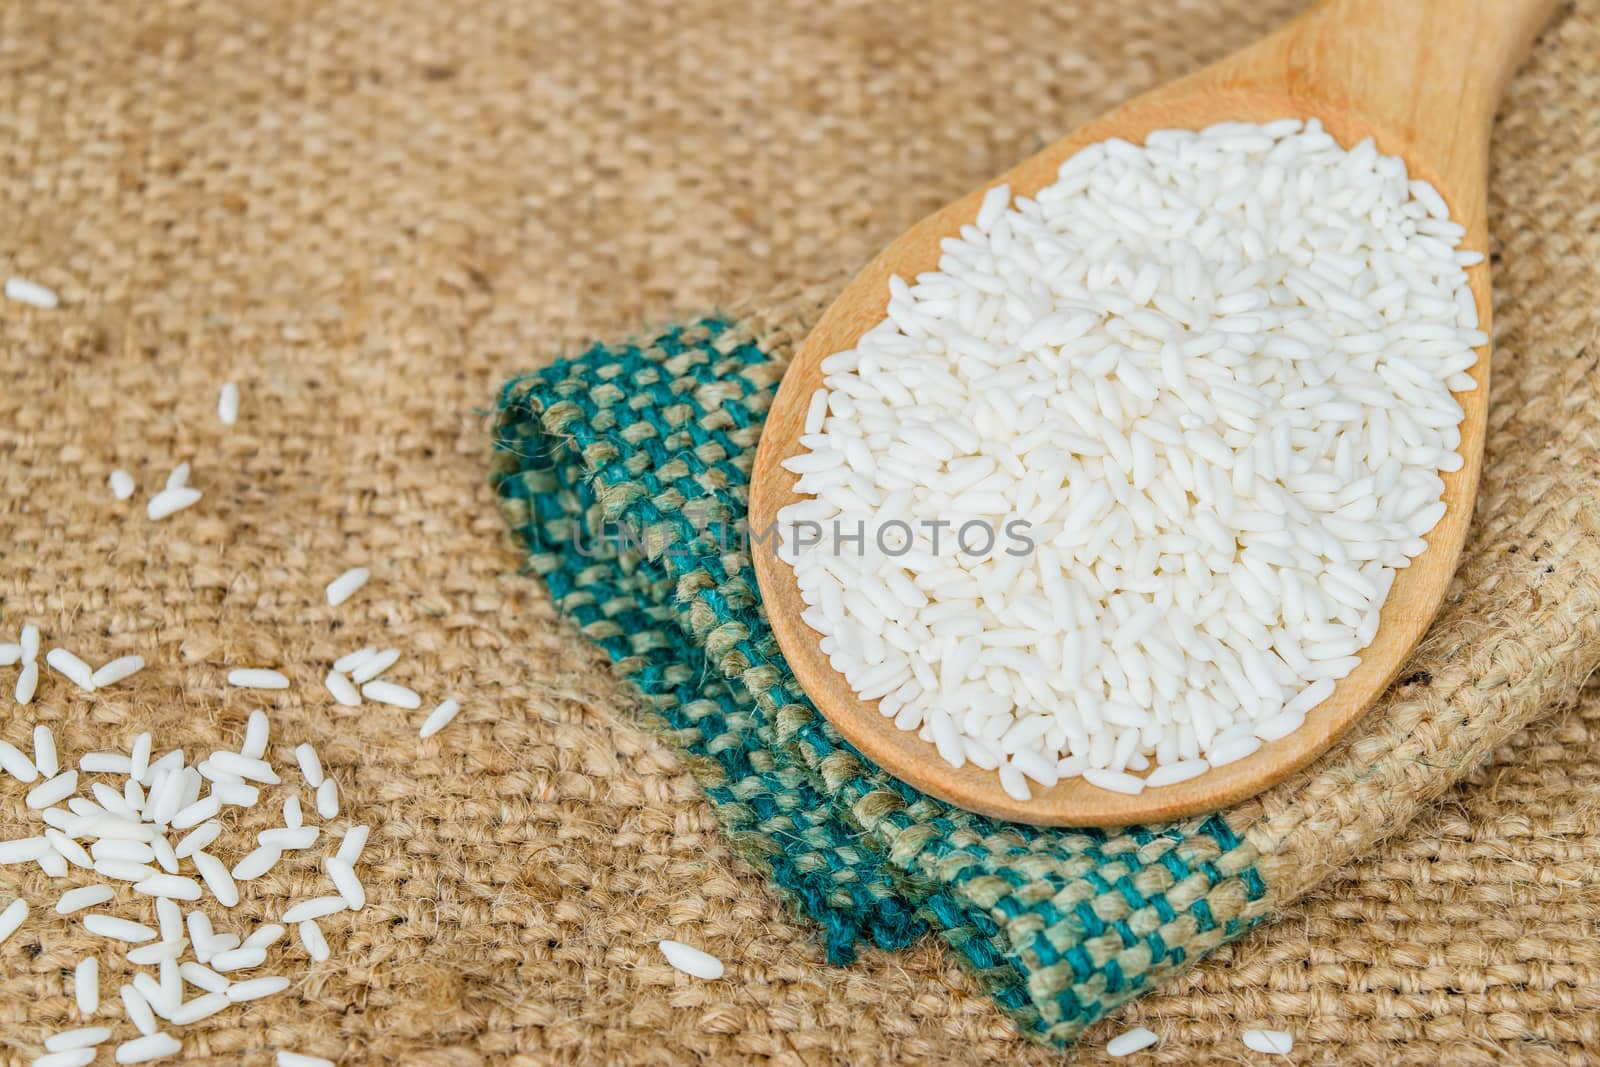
[750, 0, 1557, 826]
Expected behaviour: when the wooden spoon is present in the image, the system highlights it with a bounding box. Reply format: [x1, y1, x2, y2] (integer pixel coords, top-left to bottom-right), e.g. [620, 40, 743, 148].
[749, 0, 1559, 827]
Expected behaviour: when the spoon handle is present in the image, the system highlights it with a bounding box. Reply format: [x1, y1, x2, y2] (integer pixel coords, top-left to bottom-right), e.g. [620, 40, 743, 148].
[1293, 0, 1558, 106]
[1210, 0, 1560, 217]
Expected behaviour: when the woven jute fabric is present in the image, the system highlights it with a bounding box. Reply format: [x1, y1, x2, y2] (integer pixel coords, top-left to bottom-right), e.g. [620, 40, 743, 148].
[491, 312, 1278, 1043]
[2, 0, 1598, 1062]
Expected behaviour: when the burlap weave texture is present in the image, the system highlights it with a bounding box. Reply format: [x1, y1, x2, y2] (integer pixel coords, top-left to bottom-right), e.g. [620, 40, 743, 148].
[3, 0, 1599, 1063]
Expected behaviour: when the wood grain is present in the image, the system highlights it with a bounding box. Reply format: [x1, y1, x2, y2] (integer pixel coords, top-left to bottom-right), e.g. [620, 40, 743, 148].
[748, 0, 1559, 826]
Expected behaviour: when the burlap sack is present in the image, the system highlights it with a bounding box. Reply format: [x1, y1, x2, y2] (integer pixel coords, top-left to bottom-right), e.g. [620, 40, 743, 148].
[2, 0, 1597, 1063]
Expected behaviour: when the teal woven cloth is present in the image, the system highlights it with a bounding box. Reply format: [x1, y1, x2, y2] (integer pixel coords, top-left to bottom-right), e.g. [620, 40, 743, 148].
[490, 314, 1270, 1044]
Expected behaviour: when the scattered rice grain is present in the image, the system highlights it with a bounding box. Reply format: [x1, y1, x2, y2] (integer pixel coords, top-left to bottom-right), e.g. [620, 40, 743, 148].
[348, 649, 398, 685]
[56, 886, 114, 915]
[315, 778, 338, 819]
[0, 896, 28, 943]
[1241, 1029, 1294, 1055]
[90, 655, 145, 689]
[657, 939, 724, 980]
[419, 698, 460, 738]
[324, 567, 369, 607]
[226, 669, 289, 691]
[114, 1031, 182, 1064]
[45, 649, 96, 692]
[323, 671, 360, 707]
[146, 487, 201, 522]
[359, 681, 418, 709]
[1106, 1027, 1159, 1057]
[5, 277, 59, 308]
[217, 382, 240, 426]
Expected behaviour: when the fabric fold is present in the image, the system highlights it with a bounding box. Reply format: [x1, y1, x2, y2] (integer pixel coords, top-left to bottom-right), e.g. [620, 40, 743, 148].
[491, 229, 1600, 1042]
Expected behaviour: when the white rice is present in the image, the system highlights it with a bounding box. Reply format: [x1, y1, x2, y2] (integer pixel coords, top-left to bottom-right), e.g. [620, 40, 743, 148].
[170, 992, 230, 1025]
[209, 945, 268, 972]
[89, 655, 145, 689]
[0, 896, 28, 943]
[56, 886, 115, 914]
[779, 119, 1482, 798]
[258, 826, 319, 850]
[80, 752, 133, 774]
[241, 710, 271, 760]
[133, 874, 203, 902]
[348, 648, 399, 684]
[45, 649, 97, 691]
[95, 859, 159, 882]
[31, 726, 60, 778]
[359, 681, 419, 709]
[226, 668, 290, 691]
[170, 796, 221, 830]
[1241, 1029, 1294, 1054]
[28, 771, 80, 810]
[119, 984, 158, 1036]
[213, 776, 266, 814]
[5, 276, 59, 308]
[45, 1025, 112, 1052]
[114, 1031, 182, 1064]
[230, 845, 283, 881]
[331, 647, 375, 674]
[83, 914, 157, 943]
[242, 923, 285, 951]
[185, 911, 214, 949]
[74, 958, 100, 1015]
[324, 670, 361, 707]
[174, 821, 222, 859]
[204, 932, 242, 956]
[282, 896, 347, 923]
[315, 778, 339, 819]
[335, 825, 368, 867]
[225, 976, 289, 1002]
[146, 487, 202, 521]
[110, 469, 137, 501]
[325, 856, 365, 911]
[218, 382, 240, 426]
[126, 940, 185, 966]
[297, 919, 330, 963]
[0, 655, 377, 1053]
[36, 1050, 97, 1067]
[131, 971, 170, 1018]
[1081, 767, 1146, 795]
[0, 740, 39, 782]
[1105, 1026, 1159, 1057]
[1143, 758, 1211, 788]
[325, 567, 370, 607]
[0, 837, 52, 863]
[165, 463, 190, 491]
[130, 733, 153, 782]
[46, 829, 93, 868]
[295, 743, 325, 788]
[419, 699, 460, 738]
[278, 1053, 336, 1067]
[156, 897, 183, 942]
[1206, 735, 1263, 768]
[206, 751, 279, 784]
[0, 642, 19, 666]
[179, 961, 230, 994]
[16, 661, 39, 705]
[657, 939, 725, 980]
[101, 839, 155, 867]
